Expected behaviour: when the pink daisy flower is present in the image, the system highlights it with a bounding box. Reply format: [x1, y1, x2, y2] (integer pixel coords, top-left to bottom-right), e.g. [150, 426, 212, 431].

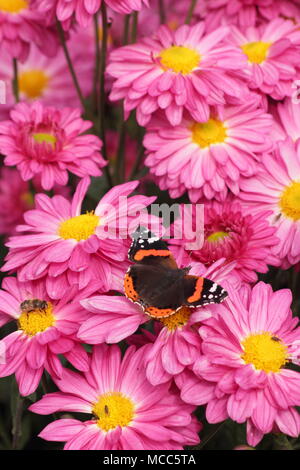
[0, 36, 93, 111]
[78, 259, 236, 386]
[239, 138, 300, 267]
[1, 177, 156, 299]
[0, 167, 33, 237]
[0, 276, 97, 396]
[33, 0, 149, 30]
[176, 282, 300, 447]
[200, 0, 300, 31]
[29, 344, 201, 450]
[229, 18, 300, 100]
[169, 200, 279, 283]
[270, 97, 300, 142]
[32, 0, 101, 29]
[144, 103, 273, 201]
[107, 23, 249, 126]
[0, 0, 58, 62]
[0, 102, 105, 190]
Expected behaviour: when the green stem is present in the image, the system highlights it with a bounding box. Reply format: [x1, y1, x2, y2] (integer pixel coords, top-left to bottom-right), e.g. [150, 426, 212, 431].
[99, 3, 113, 188]
[115, 109, 127, 184]
[93, 13, 101, 116]
[128, 145, 145, 181]
[131, 11, 138, 43]
[185, 0, 198, 24]
[192, 421, 226, 450]
[11, 394, 23, 450]
[56, 20, 86, 111]
[12, 58, 19, 103]
[158, 0, 166, 24]
[123, 15, 130, 44]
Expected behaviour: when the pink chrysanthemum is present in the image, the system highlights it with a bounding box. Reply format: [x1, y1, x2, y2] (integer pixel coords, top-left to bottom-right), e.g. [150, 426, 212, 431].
[176, 282, 300, 447]
[0, 0, 58, 62]
[0, 36, 92, 111]
[78, 259, 237, 385]
[229, 18, 300, 100]
[239, 139, 300, 267]
[199, 0, 300, 31]
[1, 177, 156, 299]
[0, 167, 33, 237]
[0, 276, 97, 396]
[30, 344, 201, 450]
[271, 97, 300, 142]
[107, 23, 250, 126]
[169, 200, 279, 283]
[144, 104, 273, 201]
[0, 102, 105, 190]
[33, 0, 148, 29]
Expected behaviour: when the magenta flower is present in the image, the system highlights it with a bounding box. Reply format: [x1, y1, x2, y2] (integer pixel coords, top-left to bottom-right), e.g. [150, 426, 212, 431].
[78, 259, 236, 385]
[0, 0, 58, 62]
[144, 103, 273, 201]
[107, 22, 249, 126]
[271, 97, 300, 142]
[0, 36, 93, 111]
[2, 178, 156, 299]
[33, 0, 148, 29]
[0, 102, 105, 190]
[0, 276, 96, 396]
[169, 200, 279, 283]
[239, 138, 300, 267]
[0, 167, 33, 237]
[30, 344, 201, 450]
[229, 18, 300, 100]
[176, 282, 300, 446]
[201, 0, 300, 31]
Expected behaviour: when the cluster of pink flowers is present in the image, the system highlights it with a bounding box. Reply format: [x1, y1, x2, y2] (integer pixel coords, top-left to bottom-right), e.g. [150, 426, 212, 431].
[0, 0, 300, 452]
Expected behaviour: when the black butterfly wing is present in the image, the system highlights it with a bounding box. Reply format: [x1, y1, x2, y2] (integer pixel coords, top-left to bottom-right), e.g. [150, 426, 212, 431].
[128, 226, 178, 269]
[183, 275, 228, 307]
[125, 264, 185, 317]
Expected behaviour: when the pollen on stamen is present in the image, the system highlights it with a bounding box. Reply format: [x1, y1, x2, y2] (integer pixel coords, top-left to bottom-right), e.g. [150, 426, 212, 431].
[58, 212, 100, 242]
[159, 306, 192, 331]
[92, 392, 135, 432]
[18, 302, 55, 336]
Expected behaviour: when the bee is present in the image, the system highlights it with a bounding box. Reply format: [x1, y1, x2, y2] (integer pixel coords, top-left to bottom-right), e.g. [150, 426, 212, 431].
[271, 336, 281, 342]
[104, 405, 109, 416]
[20, 299, 48, 313]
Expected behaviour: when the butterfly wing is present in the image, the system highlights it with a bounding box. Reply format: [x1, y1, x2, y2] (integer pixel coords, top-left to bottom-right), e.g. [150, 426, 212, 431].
[183, 275, 228, 307]
[125, 264, 185, 318]
[128, 226, 178, 269]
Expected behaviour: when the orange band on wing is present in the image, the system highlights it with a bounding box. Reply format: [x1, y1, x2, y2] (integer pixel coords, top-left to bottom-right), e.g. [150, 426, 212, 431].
[124, 273, 139, 302]
[134, 249, 171, 261]
[187, 277, 204, 303]
[145, 306, 175, 319]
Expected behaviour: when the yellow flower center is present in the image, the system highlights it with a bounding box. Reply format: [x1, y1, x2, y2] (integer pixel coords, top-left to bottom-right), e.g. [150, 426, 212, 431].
[160, 46, 200, 74]
[33, 133, 57, 148]
[241, 41, 271, 64]
[0, 0, 27, 13]
[58, 212, 99, 242]
[159, 306, 191, 331]
[18, 302, 55, 336]
[207, 231, 229, 242]
[241, 333, 288, 373]
[191, 119, 227, 148]
[92, 392, 135, 432]
[280, 181, 300, 221]
[19, 70, 49, 99]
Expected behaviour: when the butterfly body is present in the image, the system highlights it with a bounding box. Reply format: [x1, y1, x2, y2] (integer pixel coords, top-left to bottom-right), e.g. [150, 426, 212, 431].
[125, 226, 227, 318]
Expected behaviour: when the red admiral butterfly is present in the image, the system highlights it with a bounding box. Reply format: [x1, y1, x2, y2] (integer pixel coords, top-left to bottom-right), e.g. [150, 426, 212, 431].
[124, 226, 228, 319]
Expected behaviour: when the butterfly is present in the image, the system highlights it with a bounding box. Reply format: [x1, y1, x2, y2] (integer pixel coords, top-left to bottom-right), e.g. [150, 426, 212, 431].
[124, 226, 228, 319]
